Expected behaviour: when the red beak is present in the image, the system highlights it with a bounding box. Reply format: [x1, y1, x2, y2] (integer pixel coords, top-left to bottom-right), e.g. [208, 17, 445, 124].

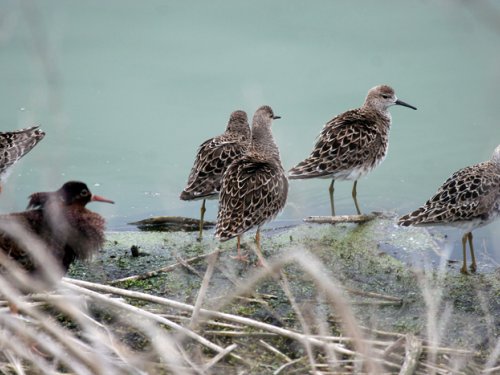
[91, 195, 115, 204]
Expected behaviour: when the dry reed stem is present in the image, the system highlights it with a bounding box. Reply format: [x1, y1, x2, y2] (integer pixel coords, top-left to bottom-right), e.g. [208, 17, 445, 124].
[279, 271, 317, 373]
[483, 337, 500, 373]
[258, 339, 292, 362]
[189, 249, 218, 329]
[202, 343, 238, 371]
[63, 277, 357, 357]
[62, 281, 232, 357]
[273, 357, 304, 375]
[399, 334, 423, 375]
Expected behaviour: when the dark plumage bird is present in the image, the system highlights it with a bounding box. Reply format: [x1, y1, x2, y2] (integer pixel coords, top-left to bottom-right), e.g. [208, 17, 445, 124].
[0, 126, 45, 192]
[180, 110, 250, 240]
[288, 85, 416, 216]
[399, 145, 500, 274]
[0, 181, 114, 281]
[215, 105, 288, 264]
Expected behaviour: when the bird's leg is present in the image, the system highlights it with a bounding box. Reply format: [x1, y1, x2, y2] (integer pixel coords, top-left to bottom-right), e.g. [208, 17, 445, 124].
[352, 180, 361, 215]
[255, 229, 267, 267]
[231, 235, 248, 262]
[328, 179, 335, 216]
[197, 199, 206, 241]
[460, 233, 469, 275]
[468, 232, 477, 273]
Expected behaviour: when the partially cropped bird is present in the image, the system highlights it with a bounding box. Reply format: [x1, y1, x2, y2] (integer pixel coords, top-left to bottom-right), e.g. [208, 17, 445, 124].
[0, 126, 45, 192]
[215, 105, 288, 265]
[399, 145, 500, 274]
[0, 181, 114, 284]
[180, 110, 250, 240]
[289, 85, 416, 216]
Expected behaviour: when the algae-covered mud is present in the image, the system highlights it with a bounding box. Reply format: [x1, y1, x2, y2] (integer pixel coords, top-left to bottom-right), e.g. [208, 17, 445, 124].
[67, 217, 500, 373]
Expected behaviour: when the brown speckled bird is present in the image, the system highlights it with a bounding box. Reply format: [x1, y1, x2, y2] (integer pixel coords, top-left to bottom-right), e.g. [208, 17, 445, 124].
[0, 181, 114, 280]
[215, 105, 288, 264]
[399, 145, 500, 274]
[0, 126, 45, 193]
[289, 85, 416, 216]
[180, 110, 250, 240]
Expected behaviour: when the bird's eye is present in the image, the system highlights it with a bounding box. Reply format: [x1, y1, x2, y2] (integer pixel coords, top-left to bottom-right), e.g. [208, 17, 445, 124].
[382, 94, 390, 99]
[80, 189, 90, 197]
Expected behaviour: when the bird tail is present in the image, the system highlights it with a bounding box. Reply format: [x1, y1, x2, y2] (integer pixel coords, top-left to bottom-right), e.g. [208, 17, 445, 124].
[288, 159, 325, 179]
[398, 207, 427, 226]
[27, 192, 51, 209]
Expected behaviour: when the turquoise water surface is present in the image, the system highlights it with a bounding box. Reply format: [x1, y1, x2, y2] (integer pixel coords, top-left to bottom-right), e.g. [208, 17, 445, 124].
[1, 1, 499, 263]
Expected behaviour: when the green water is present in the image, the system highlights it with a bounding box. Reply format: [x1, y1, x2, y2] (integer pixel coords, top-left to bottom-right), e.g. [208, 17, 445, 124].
[1, 1, 499, 262]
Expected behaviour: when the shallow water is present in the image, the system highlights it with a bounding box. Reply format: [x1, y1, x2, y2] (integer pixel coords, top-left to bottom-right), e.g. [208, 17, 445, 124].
[1, 0, 499, 263]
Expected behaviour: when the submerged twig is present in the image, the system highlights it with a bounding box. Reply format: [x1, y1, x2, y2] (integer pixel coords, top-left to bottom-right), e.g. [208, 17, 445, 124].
[109, 247, 230, 285]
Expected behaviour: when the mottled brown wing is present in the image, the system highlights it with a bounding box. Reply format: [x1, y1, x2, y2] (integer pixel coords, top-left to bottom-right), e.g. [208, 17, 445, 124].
[0, 126, 45, 179]
[215, 158, 288, 241]
[181, 134, 248, 200]
[289, 109, 382, 178]
[59, 207, 106, 270]
[399, 162, 500, 225]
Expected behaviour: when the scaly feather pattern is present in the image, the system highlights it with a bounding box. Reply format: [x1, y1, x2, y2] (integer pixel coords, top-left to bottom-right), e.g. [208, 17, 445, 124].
[215, 106, 288, 241]
[0, 126, 45, 183]
[399, 147, 500, 230]
[288, 85, 416, 216]
[289, 108, 389, 180]
[180, 111, 250, 200]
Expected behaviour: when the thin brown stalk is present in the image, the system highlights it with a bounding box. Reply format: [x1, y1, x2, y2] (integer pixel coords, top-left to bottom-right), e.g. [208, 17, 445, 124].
[63, 277, 356, 357]
[189, 250, 218, 329]
[279, 271, 317, 373]
[258, 339, 292, 362]
[202, 343, 238, 371]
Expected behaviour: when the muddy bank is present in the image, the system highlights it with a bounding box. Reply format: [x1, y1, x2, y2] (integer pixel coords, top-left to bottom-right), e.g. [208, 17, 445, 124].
[68, 216, 500, 372]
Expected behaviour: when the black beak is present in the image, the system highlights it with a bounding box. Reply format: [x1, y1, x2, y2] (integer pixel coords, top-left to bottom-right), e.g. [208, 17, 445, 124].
[395, 99, 417, 110]
[273, 115, 281, 120]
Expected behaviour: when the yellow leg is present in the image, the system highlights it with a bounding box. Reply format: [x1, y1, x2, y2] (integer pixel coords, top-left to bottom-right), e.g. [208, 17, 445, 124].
[352, 180, 361, 215]
[255, 229, 267, 267]
[198, 199, 206, 241]
[231, 235, 248, 262]
[460, 233, 469, 274]
[328, 180, 335, 216]
[468, 232, 477, 273]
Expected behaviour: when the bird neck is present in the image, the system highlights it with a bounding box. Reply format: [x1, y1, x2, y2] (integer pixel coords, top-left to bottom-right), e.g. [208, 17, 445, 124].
[251, 124, 281, 163]
[362, 99, 392, 119]
[227, 123, 251, 141]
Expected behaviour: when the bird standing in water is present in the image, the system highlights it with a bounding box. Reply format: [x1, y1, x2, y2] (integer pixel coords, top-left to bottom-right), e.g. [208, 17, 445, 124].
[180, 111, 250, 240]
[289, 85, 416, 216]
[399, 145, 500, 274]
[215, 105, 288, 265]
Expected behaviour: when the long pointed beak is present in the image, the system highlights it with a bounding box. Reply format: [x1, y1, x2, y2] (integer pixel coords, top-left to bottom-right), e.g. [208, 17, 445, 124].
[395, 99, 417, 110]
[91, 195, 115, 204]
[273, 115, 281, 120]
